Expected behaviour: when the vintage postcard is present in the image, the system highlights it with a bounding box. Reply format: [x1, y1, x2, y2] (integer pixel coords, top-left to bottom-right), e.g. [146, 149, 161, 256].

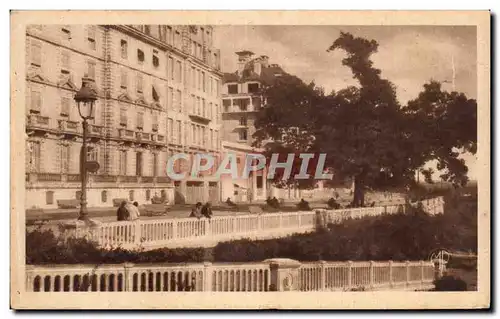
[10, 11, 490, 309]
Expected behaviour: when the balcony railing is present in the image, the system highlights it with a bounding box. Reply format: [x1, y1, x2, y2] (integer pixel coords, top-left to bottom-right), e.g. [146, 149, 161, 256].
[67, 174, 81, 182]
[141, 176, 154, 183]
[189, 112, 212, 123]
[92, 175, 117, 183]
[26, 114, 50, 129]
[118, 128, 135, 140]
[88, 124, 104, 137]
[121, 175, 138, 183]
[58, 119, 79, 133]
[36, 173, 62, 182]
[136, 132, 150, 141]
[26, 259, 436, 292]
[156, 176, 171, 183]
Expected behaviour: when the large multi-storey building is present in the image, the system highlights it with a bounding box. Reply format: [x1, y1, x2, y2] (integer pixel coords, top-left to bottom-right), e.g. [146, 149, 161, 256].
[220, 51, 293, 202]
[25, 24, 223, 209]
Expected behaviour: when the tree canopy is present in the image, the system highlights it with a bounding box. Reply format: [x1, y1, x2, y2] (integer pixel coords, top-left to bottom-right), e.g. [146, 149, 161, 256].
[253, 32, 477, 206]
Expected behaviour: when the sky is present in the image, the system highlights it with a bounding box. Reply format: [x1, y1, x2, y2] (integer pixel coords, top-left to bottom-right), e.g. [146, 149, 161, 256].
[213, 25, 478, 181]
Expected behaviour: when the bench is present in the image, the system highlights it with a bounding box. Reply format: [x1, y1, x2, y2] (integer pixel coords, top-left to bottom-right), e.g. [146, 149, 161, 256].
[151, 196, 167, 204]
[57, 199, 80, 209]
[141, 204, 169, 217]
[311, 203, 329, 210]
[113, 198, 128, 207]
[248, 206, 264, 215]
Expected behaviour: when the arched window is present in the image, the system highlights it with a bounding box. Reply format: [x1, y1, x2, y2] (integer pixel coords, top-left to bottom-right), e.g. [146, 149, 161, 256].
[75, 191, 82, 200]
[101, 190, 107, 203]
[46, 191, 54, 205]
[146, 189, 151, 201]
[161, 189, 166, 200]
[129, 190, 135, 201]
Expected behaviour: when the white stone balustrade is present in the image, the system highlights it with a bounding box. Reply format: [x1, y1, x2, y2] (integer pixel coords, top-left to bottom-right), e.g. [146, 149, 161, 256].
[72, 205, 406, 250]
[26, 259, 436, 292]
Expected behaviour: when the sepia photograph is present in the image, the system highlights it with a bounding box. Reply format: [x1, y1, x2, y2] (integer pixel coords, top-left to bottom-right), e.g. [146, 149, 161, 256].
[10, 10, 490, 309]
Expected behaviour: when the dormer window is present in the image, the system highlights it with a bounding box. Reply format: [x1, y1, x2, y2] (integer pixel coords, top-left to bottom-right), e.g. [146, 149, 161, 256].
[152, 86, 160, 102]
[137, 49, 145, 63]
[30, 41, 42, 67]
[61, 26, 71, 40]
[120, 40, 128, 59]
[87, 26, 96, 50]
[61, 51, 70, 74]
[152, 50, 159, 68]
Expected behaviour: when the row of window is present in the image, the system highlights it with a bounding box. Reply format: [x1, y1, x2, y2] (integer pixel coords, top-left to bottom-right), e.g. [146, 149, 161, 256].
[165, 118, 219, 149]
[48, 25, 98, 50]
[227, 83, 260, 95]
[133, 25, 219, 69]
[30, 38, 219, 93]
[120, 38, 220, 90]
[27, 141, 163, 177]
[28, 83, 219, 127]
[44, 188, 167, 205]
[118, 109, 159, 132]
[223, 98, 252, 112]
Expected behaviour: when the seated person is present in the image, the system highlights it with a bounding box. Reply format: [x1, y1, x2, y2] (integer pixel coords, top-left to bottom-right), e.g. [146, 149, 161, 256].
[327, 197, 341, 209]
[201, 202, 213, 219]
[190, 202, 203, 219]
[297, 198, 311, 211]
[225, 197, 237, 207]
[271, 197, 280, 208]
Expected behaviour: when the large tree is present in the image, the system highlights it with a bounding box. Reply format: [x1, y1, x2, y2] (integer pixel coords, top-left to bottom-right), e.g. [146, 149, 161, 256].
[253, 32, 477, 206]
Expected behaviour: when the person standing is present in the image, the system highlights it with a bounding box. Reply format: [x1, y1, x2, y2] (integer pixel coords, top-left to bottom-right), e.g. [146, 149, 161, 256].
[117, 201, 129, 221]
[125, 201, 140, 221]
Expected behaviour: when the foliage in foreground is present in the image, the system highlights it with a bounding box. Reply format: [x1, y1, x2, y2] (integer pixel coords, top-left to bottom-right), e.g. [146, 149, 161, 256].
[213, 206, 477, 262]
[26, 227, 206, 265]
[433, 276, 468, 291]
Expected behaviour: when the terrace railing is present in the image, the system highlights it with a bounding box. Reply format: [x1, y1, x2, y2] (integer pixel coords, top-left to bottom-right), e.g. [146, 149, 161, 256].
[26, 259, 436, 292]
[74, 205, 406, 250]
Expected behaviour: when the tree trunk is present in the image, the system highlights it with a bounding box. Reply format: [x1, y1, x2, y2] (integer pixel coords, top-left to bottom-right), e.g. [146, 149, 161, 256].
[353, 175, 365, 207]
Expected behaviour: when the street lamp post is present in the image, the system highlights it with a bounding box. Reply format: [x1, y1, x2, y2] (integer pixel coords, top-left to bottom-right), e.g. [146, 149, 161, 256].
[74, 76, 97, 221]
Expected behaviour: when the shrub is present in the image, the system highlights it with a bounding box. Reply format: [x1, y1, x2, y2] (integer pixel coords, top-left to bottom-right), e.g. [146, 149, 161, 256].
[434, 276, 468, 291]
[26, 228, 207, 265]
[213, 206, 477, 263]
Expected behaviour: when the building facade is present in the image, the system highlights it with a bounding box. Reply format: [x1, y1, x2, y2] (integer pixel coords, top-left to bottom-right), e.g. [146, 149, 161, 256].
[220, 51, 292, 202]
[25, 24, 223, 209]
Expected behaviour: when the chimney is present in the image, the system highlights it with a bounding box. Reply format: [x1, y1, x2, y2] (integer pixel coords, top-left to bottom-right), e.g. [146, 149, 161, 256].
[236, 50, 254, 75]
[253, 60, 262, 76]
[260, 55, 269, 68]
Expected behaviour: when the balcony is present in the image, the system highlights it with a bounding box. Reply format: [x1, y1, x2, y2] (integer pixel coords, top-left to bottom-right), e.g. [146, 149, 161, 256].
[26, 114, 50, 131]
[136, 132, 150, 142]
[88, 124, 104, 138]
[121, 175, 139, 183]
[67, 174, 81, 182]
[141, 176, 154, 183]
[156, 134, 165, 143]
[92, 175, 118, 183]
[188, 112, 211, 124]
[157, 176, 171, 183]
[37, 172, 62, 182]
[58, 119, 79, 135]
[118, 128, 135, 140]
